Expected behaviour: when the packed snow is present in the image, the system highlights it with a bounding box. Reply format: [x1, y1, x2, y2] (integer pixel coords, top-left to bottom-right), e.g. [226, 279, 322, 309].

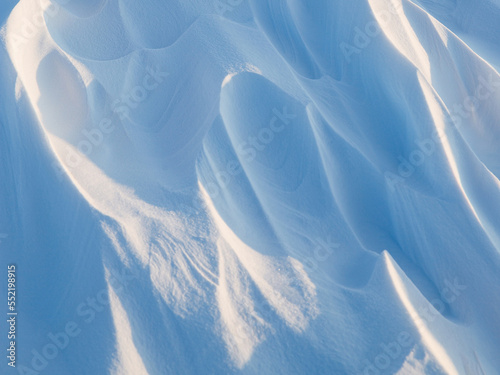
[1, 0, 500, 374]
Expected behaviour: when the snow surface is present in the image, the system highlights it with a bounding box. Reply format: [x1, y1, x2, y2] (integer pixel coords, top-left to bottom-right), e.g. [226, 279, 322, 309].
[1, 0, 500, 374]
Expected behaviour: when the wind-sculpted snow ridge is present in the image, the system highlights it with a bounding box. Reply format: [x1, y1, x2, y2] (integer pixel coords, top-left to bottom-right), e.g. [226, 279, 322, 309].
[1, 0, 500, 374]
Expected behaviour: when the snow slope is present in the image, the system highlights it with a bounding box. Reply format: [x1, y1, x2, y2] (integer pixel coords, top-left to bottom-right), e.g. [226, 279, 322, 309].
[1, 0, 500, 374]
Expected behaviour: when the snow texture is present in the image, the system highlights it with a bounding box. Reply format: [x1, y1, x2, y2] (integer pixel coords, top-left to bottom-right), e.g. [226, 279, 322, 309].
[1, 0, 500, 374]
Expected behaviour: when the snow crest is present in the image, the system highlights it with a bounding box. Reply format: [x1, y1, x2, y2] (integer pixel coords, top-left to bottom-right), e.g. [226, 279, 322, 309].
[1, 0, 500, 373]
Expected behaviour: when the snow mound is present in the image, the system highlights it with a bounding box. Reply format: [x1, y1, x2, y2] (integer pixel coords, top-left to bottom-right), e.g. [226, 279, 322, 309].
[1, 0, 500, 374]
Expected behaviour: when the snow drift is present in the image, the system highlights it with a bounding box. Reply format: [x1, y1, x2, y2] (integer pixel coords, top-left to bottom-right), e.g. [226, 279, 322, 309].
[1, 0, 500, 374]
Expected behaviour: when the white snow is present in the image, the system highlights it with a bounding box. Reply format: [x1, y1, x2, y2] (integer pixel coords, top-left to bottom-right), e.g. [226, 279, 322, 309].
[1, 0, 500, 374]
